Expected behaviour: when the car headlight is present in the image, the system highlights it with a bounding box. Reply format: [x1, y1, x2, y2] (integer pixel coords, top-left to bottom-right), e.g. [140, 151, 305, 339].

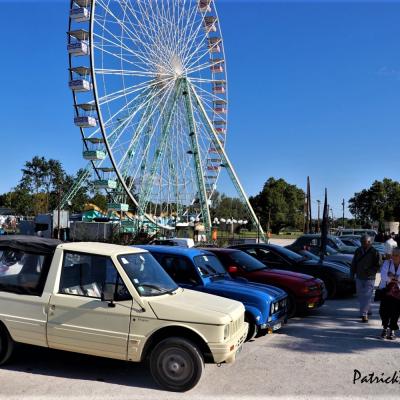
[274, 303, 279, 312]
[224, 324, 230, 340]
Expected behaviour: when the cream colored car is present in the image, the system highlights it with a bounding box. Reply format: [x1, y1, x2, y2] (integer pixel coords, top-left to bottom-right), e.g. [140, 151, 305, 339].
[0, 237, 247, 392]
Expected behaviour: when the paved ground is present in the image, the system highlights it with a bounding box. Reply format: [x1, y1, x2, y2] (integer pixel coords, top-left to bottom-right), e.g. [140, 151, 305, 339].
[1, 294, 399, 400]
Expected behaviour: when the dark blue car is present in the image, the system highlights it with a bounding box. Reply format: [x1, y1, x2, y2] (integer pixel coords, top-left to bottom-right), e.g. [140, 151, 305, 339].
[137, 245, 288, 341]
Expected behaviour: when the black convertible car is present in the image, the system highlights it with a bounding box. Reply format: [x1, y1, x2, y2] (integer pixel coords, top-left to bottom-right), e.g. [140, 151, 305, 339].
[229, 243, 355, 298]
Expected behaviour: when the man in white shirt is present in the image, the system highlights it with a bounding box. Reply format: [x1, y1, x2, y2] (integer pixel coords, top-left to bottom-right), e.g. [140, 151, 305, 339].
[384, 233, 398, 259]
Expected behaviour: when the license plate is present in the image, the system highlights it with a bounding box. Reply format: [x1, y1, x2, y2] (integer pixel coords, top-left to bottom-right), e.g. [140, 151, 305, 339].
[272, 322, 282, 331]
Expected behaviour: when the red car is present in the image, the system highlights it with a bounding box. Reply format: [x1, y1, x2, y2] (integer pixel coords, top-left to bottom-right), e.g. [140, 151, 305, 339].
[204, 248, 326, 317]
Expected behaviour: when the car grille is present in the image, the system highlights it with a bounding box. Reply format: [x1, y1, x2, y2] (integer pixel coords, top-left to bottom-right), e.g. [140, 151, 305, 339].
[272, 297, 288, 314]
[230, 313, 244, 337]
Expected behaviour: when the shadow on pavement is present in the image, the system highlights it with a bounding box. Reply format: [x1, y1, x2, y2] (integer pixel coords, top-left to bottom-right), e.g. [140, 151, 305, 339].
[4, 344, 160, 391]
[271, 298, 400, 354]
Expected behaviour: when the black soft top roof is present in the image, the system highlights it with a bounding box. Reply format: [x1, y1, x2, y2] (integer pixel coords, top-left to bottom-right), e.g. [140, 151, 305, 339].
[0, 235, 62, 255]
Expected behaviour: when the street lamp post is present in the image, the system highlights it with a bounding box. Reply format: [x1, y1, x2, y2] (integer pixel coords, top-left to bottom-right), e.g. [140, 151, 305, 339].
[342, 199, 345, 229]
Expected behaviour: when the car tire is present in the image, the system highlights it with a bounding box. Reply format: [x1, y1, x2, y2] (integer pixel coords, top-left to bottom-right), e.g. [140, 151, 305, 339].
[149, 337, 204, 392]
[324, 277, 337, 299]
[244, 314, 259, 341]
[0, 324, 14, 366]
[287, 293, 297, 318]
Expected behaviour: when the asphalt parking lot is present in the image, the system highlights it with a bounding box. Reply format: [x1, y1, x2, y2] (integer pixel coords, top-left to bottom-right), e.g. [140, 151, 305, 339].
[1, 293, 399, 400]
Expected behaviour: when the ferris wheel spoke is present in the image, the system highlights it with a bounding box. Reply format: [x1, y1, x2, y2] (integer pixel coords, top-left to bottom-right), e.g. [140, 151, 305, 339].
[93, 28, 158, 70]
[93, 41, 160, 73]
[95, 68, 162, 78]
[107, 80, 175, 149]
[93, 25, 149, 62]
[115, 88, 168, 172]
[127, 81, 177, 186]
[137, 81, 182, 214]
[120, 0, 174, 71]
[96, 76, 170, 106]
[96, 0, 168, 71]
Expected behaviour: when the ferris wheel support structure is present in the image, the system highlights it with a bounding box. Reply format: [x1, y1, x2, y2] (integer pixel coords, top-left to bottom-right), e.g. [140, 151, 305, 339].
[182, 78, 212, 235]
[189, 82, 266, 241]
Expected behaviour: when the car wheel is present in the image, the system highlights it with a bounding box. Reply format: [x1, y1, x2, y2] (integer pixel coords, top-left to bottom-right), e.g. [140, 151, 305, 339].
[244, 314, 259, 341]
[324, 277, 337, 299]
[0, 325, 14, 366]
[287, 293, 297, 318]
[149, 337, 204, 392]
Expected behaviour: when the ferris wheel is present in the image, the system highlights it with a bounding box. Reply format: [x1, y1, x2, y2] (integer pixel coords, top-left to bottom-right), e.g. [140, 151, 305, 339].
[68, 0, 264, 239]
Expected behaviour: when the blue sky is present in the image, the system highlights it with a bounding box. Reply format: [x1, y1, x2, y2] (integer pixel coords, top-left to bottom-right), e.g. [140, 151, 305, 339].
[1, 0, 400, 218]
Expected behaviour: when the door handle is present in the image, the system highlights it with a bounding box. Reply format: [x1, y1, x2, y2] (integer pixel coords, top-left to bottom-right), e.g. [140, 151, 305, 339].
[49, 304, 56, 316]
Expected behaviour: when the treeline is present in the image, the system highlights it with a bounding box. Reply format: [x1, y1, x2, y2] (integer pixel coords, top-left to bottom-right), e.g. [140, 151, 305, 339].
[1, 156, 398, 232]
[0, 156, 107, 215]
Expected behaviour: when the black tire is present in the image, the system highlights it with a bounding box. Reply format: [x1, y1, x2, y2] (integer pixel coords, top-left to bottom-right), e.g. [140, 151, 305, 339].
[287, 293, 297, 318]
[0, 324, 14, 366]
[324, 277, 337, 299]
[244, 314, 259, 341]
[149, 337, 204, 392]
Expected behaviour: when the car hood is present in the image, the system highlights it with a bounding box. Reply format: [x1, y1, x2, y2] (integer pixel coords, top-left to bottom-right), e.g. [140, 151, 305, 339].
[148, 288, 244, 325]
[202, 278, 286, 303]
[300, 259, 351, 275]
[326, 254, 353, 265]
[247, 268, 314, 282]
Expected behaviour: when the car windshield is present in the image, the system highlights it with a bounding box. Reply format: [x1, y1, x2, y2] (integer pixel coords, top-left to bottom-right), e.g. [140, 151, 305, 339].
[332, 237, 347, 249]
[301, 250, 319, 261]
[118, 252, 178, 296]
[228, 251, 267, 272]
[270, 246, 304, 262]
[193, 254, 227, 277]
[325, 245, 339, 255]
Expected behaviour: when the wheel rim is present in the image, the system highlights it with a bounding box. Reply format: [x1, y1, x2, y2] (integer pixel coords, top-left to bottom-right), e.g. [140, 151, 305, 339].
[158, 347, 194, 384]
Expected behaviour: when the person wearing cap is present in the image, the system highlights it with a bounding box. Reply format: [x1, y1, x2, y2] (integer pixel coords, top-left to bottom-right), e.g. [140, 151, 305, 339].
[384, 232, 398, 259]
[351, 234, 381, 322]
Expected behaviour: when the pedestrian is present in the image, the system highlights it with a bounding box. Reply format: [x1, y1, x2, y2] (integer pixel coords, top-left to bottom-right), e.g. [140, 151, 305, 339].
[378, 248, 400, 339]
[375, 231, 385, 243]
[351, 234, 381, 322]
[384, 232, 398, 259]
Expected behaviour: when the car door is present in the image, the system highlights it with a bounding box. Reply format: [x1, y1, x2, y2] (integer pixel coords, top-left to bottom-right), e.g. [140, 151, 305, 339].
[47, 251, 133, 360]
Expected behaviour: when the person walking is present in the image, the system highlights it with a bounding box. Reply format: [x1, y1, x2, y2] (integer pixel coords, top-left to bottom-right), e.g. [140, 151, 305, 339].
[351, 234, 381, 322]
[378, 248, 400, 339]
[384, 233, 398, 259]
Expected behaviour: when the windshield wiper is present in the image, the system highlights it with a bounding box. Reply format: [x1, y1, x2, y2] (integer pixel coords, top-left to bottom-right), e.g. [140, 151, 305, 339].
[139, 283, 170, 294]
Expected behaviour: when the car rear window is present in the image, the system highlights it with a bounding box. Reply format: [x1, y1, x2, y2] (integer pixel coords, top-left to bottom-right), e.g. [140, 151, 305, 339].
[0, 248, 52, 296]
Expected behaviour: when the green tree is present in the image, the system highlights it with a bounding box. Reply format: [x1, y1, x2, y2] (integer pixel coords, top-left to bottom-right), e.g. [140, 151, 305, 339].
[348, 178, 400, 228]
[210, 192, 248, 221]
[249, 178, 305, 234]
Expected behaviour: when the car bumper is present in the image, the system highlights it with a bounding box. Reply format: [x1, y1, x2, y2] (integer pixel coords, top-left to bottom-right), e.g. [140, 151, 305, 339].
[298, 290, 327, 310]
[259, 314, 287, 333]
[208, 322, 248, 364]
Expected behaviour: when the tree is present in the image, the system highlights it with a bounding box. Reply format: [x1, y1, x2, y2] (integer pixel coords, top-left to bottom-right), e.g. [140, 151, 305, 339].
[210, 192, 248, 221]
[348, 179, 400, 228]
[249, 178, 305, 234]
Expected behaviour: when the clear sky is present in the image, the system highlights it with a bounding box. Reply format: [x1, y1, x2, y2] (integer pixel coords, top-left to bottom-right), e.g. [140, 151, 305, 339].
[1, 0, 400, 218]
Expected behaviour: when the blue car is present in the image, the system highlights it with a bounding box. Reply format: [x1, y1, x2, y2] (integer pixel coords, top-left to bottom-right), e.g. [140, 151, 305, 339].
[137, 245, 288, 341]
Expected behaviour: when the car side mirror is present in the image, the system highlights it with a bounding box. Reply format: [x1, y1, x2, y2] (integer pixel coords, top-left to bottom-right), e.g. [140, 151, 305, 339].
[228, 265, 238, 274]
[101, 283, 116, 307]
